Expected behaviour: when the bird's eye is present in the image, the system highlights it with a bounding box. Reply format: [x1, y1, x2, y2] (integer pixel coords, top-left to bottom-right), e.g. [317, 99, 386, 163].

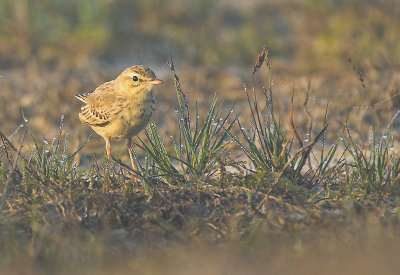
[132, 76, 139, 82]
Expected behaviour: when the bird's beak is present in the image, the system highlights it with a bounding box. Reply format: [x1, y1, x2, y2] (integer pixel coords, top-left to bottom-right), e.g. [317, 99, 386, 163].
[148, 79, 163, 85]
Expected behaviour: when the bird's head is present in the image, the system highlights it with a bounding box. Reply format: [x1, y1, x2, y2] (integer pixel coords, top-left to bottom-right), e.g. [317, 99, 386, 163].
[116, 65, 162, 93]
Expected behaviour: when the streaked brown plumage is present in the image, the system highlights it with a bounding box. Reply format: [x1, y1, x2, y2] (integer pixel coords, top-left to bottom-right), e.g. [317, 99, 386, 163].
[76, 65, 162, 180]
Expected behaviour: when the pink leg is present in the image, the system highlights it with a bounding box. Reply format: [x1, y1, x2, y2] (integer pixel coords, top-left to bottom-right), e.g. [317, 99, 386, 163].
[105, 138, 111, 160]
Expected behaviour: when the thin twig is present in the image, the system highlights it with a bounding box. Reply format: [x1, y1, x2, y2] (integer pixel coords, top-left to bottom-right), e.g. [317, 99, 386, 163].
[290, 87, 303, 147]
[0, 131, 26, 214]
[168, 55, 190, 129]
[303, 81, 314, 171]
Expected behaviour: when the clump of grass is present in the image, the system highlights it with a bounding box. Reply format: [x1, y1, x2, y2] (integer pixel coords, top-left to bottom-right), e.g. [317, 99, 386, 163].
[0, 114, 96, 215]
[227, 47, 326, 195]
[136, 58, 236, 185]
[340, 111, 400, 201]
[23, 114, 90, 182]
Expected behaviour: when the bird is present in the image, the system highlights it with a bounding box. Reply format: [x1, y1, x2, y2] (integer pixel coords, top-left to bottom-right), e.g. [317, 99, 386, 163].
[75, 65, 162, 181]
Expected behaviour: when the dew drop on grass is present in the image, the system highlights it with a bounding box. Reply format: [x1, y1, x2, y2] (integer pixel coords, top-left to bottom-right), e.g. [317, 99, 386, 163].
[304, 133, 310, 143]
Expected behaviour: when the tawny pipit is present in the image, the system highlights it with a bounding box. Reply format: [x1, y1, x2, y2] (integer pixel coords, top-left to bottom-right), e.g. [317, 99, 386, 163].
[76, 65, 162, 177]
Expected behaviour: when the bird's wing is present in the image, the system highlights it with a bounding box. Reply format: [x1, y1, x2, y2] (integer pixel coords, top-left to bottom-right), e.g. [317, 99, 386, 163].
[75, 81, 114, 103]
[76, 81, 123, 127]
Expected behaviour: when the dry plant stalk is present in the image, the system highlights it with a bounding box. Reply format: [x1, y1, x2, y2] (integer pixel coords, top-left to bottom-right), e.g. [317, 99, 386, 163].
[252, 46, 267, 75]
[168, 56, 190, 127]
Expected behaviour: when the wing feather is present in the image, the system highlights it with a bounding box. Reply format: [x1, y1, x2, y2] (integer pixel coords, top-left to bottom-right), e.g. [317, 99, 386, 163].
[76, 81, 122, 127]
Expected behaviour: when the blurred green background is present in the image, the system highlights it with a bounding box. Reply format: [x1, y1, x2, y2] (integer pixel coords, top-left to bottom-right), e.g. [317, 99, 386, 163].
[1, 0, 399, 72]
[1, 0, 400, 152]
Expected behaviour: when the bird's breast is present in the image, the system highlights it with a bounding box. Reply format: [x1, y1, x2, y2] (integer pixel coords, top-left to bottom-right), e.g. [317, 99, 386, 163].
[123, 91, 156, 137]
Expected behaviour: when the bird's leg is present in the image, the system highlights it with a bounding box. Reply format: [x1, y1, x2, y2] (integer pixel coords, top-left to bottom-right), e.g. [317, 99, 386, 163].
[126, 138, 139, 184]
[104, 137, 112, 192]
[105, 137, 111, 160]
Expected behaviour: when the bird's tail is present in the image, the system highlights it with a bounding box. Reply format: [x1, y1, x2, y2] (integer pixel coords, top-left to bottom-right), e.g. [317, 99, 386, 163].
[75, 93, 88, 103]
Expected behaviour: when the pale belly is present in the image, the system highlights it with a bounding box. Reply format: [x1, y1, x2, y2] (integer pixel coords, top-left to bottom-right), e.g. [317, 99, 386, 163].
[93, 94, 155, 140]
